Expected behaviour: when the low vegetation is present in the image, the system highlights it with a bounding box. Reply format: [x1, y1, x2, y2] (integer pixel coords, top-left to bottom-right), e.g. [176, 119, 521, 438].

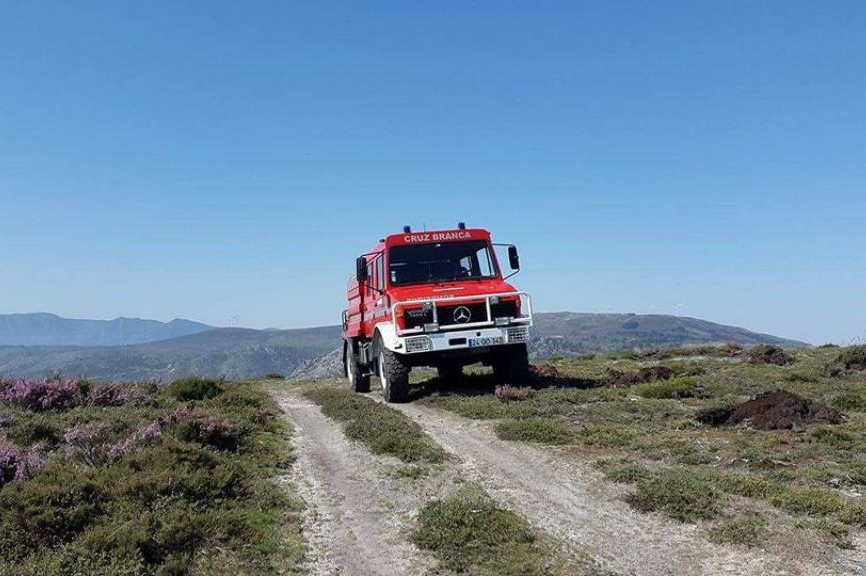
[412, 485, 553, 576]
[419, 344, 866, 548]
[0, 376, 304, 576]
[304, 387, 446, 464]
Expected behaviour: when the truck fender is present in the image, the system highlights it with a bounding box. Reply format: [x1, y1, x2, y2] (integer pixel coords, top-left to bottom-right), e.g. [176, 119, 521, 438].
[373, 322, 401, 354]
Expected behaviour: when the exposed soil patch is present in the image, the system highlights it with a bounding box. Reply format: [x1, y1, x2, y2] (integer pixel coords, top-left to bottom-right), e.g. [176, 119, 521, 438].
[603, 366, 673, 388]
[826, 346, 866, 376]
[745, 345, 795, 366]
[698, 390, 845, 430]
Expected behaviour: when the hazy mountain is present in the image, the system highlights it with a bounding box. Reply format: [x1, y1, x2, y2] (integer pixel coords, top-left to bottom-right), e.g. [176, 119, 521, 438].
[0, 313, 212, 346]
[0, 312, 805, 382]
[530, 312, 806, 357]
[0, 326, 341, 382]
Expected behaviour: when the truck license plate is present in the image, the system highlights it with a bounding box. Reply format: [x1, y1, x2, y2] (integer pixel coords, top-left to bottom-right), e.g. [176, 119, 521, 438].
[469, 336, 503, 348]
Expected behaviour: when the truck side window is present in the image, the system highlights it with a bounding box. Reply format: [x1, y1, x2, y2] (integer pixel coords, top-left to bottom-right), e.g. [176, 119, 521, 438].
[376, 256, 385, 291]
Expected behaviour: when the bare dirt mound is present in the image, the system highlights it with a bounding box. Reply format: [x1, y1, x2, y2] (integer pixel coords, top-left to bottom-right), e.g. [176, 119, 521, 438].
[745, 345, 795, 366]
[826, 346, 866, 376]
[603, 366, 673, 388]
[698, 390, 844, 430]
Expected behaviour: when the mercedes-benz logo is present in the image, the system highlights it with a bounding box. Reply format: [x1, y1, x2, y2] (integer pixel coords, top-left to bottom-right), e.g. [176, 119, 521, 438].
[453, 306, 472, 324]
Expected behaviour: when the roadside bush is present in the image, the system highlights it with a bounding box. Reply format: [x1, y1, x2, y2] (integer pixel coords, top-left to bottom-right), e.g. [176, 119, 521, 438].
[495, 418, 573, 444]
[709, 515, 769, 547]
[635, 377, 697, 399]
[626, 469, 723, 522]
[168, 377, 224, 402]
[412, 486, 549, 576]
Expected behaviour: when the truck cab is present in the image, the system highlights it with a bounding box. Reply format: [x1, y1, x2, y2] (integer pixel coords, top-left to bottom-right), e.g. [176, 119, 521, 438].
[342, 223, 533, 402]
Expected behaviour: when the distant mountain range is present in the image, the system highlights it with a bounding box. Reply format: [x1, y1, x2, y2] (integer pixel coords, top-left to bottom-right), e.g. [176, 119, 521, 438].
[0, 313, 212, 346]
[0, 312, 806, 382]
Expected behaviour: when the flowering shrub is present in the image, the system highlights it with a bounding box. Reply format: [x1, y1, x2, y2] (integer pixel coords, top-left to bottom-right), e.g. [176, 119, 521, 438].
[164, 407, 241, 451]
[62, 423, 114, 465]
[1, 379, 83, 411]
[108, 421, 161, 459]
[0, 415, 13, 428]
[86, 383, 131, 407]
[63, 420, 163, 464]
[0, 437, 46, 485]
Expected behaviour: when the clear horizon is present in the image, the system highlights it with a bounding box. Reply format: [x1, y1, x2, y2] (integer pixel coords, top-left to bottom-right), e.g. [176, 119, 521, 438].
[2, 2, 865, 345]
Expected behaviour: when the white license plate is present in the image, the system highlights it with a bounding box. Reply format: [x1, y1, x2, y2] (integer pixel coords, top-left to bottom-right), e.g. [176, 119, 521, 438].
[468, 336, 503, 348]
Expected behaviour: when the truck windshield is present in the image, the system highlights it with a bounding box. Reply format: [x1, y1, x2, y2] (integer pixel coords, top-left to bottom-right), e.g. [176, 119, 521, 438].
[389, 240, 498, 286]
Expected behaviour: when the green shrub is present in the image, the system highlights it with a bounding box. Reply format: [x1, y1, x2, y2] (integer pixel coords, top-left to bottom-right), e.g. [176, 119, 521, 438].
[635, 377, 697, 399]
[594, 459, 650, 484]
[168, 377, 224, 402]
[709, 515, 769, 547]
[495, 418, 573, 445]
[769, 486, 843, 516]
[412, 486, 551, 576]
[305, 388, 445, 463]
[626, 469, 723, 522]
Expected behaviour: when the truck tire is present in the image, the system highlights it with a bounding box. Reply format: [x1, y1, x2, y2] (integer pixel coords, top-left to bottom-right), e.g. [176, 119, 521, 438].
[492, 343, 530, 385]
[437, 362, 462, 385]
[345, 341, 370, 393]
[378, 347, 410, 403]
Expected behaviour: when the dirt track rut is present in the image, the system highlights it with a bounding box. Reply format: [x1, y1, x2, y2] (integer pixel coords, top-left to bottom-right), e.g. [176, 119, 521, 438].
[386, 399, 866, 576]
[274, 391, 439, 576]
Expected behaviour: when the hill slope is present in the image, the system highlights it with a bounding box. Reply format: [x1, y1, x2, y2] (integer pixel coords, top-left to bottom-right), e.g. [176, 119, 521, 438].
[531, 312, 805, 357]
[0, 313, 212, 346]
[0, 326, 341, 381]
[0, 313, 805, 381]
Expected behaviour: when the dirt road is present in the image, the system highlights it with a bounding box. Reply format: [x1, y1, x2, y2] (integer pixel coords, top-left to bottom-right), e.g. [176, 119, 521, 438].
[386, 399, 866, 576]
[274, 391, 443, 576]
[275, 384, 866, 576]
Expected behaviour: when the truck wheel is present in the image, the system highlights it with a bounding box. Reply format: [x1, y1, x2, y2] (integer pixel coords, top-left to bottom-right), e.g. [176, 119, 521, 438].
[345, 342, 370, 393]
[378, 347, 410, 403]
[437, 362, 462, 385]
[492, 343, 530, 385]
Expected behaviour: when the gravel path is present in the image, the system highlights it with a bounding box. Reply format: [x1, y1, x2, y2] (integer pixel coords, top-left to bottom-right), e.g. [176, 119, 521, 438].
[385, 399, 866, 576]
[274, 391, 441, 576]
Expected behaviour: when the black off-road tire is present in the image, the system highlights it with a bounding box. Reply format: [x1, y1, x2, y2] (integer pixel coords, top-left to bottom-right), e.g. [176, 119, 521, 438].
[492, 343, 530, 385]
[345, 341, 370, 393]
[437, 362, 463, 386]
[378, 347, 410, 403]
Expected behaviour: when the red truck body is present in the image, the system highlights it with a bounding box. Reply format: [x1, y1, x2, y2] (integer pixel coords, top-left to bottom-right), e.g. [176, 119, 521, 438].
[341, 224, 533, 402]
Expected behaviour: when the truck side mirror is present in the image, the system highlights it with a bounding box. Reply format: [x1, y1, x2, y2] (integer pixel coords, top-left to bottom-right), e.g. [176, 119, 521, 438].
[508, 246, 520, 270]
[356, 256, 369, 282]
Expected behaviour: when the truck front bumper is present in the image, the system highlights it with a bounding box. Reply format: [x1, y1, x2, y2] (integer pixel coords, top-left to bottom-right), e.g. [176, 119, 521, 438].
[395, 324, 530, 355]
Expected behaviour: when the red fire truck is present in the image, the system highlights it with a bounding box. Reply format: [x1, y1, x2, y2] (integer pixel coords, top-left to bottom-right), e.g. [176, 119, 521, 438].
[341, 223, 533, 402]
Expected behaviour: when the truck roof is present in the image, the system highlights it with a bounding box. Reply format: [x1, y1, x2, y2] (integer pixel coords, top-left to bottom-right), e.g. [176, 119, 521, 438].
[371, 228, 492, 252]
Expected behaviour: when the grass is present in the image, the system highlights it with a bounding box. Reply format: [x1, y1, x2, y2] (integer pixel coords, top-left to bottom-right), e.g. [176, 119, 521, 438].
[0, 378, 304, 576]
[414, 344, 866, 549]
[412, 485, 553, 576]
[304, 387, 446, 463]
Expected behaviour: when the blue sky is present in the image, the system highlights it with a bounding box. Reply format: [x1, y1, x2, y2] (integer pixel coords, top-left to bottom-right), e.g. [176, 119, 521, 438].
[1, 1, 865, 344]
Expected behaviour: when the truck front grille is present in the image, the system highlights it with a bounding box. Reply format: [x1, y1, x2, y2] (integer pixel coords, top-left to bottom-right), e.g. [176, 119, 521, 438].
[438, 302, 488, 327]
